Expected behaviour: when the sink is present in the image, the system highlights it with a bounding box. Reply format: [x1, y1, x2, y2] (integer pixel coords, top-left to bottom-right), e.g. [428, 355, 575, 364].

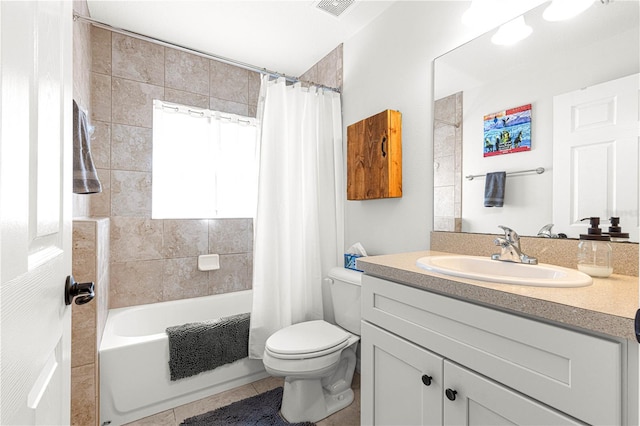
[416, 255, 592, 287]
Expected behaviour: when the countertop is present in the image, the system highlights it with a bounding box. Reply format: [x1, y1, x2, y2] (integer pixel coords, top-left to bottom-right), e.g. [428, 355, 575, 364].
[357, 250, 639, 341]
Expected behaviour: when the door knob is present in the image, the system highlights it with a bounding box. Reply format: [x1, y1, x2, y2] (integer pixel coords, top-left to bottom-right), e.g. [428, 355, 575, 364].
[65, 275, 95, 305]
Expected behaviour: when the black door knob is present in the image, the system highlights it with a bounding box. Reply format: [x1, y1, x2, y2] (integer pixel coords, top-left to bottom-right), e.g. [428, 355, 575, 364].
[65, 275, 95, 305]
[445, 388, 457, 401]
[421, 374, 433, 386]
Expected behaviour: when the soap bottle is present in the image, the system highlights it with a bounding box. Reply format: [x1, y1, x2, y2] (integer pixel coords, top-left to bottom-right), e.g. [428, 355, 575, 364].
[577, 217, 612, 278]
[605, 217, 630, 242]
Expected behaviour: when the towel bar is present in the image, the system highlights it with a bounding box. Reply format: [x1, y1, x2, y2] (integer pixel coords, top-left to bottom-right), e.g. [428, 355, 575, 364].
[466, 167, 545, 181]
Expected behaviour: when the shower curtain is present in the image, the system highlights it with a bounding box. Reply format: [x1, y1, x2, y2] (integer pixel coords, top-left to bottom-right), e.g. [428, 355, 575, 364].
[248, 76, 344, 359]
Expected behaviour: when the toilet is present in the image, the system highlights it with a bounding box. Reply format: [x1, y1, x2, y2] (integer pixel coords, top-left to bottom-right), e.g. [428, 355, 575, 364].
[262, 267, 362, 423]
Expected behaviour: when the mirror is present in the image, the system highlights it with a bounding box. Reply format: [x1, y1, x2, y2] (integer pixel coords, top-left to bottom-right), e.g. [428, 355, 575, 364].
[433, 0, 639, 242]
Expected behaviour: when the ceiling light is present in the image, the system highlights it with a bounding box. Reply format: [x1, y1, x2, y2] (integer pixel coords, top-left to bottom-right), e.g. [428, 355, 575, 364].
[491, 15, 533, 46]
[543, 0, 595, 22]
[462, 0, 503, 29]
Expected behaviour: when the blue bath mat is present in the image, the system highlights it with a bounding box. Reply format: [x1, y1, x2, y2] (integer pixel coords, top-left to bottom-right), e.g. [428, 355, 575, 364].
[180, 387, 316, 426]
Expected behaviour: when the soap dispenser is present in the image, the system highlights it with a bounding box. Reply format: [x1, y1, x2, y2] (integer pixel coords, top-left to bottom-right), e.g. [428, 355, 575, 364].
[577, 217, 612, 278]
[605, 217, 630, 242]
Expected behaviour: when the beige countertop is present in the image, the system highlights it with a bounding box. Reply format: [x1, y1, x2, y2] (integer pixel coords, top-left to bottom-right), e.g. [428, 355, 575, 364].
[357, 250, 639, 341]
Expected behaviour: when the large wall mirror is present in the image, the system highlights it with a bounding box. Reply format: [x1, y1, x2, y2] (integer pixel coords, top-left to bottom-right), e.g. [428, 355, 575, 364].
[433, 0, 639, 242]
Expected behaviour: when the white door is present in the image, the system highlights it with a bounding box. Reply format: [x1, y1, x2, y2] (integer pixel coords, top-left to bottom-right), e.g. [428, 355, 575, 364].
[552, 73, 639, 241]
[1, 1, 72, 424]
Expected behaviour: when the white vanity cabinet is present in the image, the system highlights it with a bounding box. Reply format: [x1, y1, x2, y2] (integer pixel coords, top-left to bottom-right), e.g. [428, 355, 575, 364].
[361, 275, 629, 425]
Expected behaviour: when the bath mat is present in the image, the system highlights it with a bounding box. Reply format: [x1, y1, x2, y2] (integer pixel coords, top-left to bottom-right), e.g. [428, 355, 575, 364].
[167, 312, 250, 381]
[180, 387, 316, 426]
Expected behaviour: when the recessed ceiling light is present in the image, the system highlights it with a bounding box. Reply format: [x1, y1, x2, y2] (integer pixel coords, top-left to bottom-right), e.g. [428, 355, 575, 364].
[543, 0, 595, 21]
[491, 15, 533, 46]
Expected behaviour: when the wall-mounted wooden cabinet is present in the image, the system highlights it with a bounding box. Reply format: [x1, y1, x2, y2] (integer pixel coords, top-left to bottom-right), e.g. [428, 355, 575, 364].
[347, 109, 402, 200]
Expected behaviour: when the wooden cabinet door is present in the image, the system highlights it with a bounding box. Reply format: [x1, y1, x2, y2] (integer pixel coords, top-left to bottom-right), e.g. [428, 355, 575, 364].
[347, 110, 402, 200]
[443, 361, 584, 426]
[361, 322, 443, 426]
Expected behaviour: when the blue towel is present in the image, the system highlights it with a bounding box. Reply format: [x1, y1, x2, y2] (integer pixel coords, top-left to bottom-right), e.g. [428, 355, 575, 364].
[484, 171, 506, 207]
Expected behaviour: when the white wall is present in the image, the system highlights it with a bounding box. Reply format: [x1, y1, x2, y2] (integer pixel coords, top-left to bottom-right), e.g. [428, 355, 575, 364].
[342, 1, 479, 255]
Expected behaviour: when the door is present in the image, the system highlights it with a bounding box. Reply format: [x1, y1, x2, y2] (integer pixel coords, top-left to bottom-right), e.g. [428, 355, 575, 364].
[443, 361, 583, 426]
[361, 322, 443, 426]
[552, 73, 639, 241]
[1, 1, 72, 424]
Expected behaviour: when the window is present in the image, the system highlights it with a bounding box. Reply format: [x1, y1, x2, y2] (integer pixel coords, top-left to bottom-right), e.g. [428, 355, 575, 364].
[152, 100, 259, 219]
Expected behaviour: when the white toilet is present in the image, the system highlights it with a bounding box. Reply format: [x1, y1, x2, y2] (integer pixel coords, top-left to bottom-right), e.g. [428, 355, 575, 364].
[262, 267, 362, 423]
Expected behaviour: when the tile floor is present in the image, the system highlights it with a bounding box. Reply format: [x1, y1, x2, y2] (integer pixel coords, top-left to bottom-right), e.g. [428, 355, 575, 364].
[123, 373, 361, 426]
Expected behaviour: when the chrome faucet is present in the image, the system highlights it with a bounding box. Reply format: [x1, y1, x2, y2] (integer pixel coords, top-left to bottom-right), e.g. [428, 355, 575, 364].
[537, 223, 557, 238]
[491, 225, 538, 264]
[536, 223, 567, 239]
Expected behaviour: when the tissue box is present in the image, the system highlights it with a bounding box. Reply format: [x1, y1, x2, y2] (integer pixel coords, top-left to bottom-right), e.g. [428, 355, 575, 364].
[344, 254, 364, 272]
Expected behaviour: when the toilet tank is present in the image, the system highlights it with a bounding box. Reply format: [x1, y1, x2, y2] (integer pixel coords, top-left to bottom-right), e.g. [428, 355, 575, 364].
[328, 267, 362, 335]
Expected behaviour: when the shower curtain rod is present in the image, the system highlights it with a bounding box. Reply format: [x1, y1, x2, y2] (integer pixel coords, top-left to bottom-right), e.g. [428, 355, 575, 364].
[73, 13, 341, 93]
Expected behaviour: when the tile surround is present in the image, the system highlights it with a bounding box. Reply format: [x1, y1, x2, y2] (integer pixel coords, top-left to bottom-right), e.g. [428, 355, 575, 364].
[165, 49, 209, 96]
[71, 218, 110, 426]
[111, 77, 163, 127]
[165, 87, 209, 109]
[110, 124, 152, 171]
[77, 18, 344, 426]
[88, 27, 344, 309]
[112, 33, 165, 86]
[433, 92, 462, 233]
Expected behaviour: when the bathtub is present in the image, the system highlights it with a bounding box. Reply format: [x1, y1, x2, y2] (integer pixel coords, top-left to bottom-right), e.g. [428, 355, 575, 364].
[99, 290, 267, 426]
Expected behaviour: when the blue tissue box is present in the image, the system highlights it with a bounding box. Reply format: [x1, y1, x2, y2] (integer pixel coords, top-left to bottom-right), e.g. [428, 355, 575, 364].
[344, 254, 364, 272]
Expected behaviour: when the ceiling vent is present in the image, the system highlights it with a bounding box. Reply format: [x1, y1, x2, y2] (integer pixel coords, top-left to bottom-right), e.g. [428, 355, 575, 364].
[314, 0, 356, 18]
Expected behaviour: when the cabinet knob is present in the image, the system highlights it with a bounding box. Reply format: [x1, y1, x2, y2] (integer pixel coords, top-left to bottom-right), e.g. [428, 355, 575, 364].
[421, 374, 432, 386]
[445, 388, 457, 401]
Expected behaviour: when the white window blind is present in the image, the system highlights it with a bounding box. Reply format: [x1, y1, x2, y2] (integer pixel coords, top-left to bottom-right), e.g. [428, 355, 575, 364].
[152, 100, 259, 219]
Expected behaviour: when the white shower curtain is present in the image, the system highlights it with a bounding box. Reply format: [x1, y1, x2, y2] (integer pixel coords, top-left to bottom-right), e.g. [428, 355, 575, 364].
[248, 76, 344, 359]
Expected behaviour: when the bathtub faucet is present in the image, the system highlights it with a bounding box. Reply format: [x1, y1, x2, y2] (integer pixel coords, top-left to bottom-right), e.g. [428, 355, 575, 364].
[491, 225, 538, 265]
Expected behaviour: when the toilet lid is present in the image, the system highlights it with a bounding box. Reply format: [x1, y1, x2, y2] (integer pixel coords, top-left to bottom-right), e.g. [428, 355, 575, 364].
[265, 320, 349, 356]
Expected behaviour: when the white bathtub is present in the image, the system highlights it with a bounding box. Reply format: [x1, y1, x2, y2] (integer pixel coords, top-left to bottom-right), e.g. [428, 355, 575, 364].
[99, 290, 267, 426]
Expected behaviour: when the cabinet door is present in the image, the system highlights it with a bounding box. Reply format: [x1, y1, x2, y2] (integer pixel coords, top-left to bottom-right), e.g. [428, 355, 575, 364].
[443, 361, 585, 426]
[361, 322, 443, 426]
[347, 109, 402, 200]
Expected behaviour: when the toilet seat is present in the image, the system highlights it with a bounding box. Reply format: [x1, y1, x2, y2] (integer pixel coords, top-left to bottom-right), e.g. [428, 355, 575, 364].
[265, 320, 350, 360]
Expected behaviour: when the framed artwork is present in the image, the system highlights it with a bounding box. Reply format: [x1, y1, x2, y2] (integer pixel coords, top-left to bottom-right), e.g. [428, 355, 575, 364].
[483, 103, 531, 157]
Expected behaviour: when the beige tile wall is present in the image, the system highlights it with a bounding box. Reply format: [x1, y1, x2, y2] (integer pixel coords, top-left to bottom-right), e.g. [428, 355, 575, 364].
[71, 218, 110, 426]
[72, 0, 93, 218]
[89, 27, 343, 309]
[299, 44, 343, 91]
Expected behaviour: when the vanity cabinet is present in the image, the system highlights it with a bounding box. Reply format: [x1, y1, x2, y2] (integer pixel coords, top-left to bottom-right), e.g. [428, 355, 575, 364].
[361, 275, 628, 425]
[347, 109, 402, 200]
[362, 323, 582, 425]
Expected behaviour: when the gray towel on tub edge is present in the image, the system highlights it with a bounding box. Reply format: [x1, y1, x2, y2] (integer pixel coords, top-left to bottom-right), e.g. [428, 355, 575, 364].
[166, 312, 250, 381]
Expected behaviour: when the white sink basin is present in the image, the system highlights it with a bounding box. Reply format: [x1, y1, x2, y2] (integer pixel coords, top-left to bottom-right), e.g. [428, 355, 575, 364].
[416, 255, 592, 287]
